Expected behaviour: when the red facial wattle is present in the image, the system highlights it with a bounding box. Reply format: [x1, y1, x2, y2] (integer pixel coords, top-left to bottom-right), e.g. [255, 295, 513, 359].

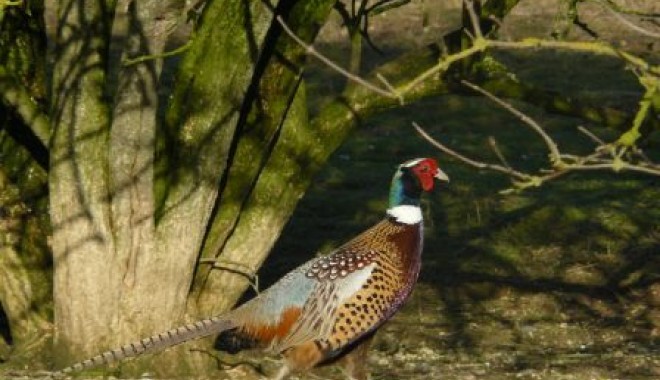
[420, 175, 435, 192]
[412, 158, 440, 192]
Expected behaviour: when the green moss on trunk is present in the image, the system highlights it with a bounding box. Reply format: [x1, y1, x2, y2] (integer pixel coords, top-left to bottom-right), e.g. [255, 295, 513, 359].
[190, 0, 336, 317]
[0, 137, 51, 367]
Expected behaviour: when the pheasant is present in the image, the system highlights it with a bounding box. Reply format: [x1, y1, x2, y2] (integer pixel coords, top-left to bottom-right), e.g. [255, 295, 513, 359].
[55, 157, 449, 380]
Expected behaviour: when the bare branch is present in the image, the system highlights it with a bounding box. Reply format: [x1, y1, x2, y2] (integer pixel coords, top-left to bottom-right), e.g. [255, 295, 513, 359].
[567, 161, 660, 177]
[0, 65, 50, 148]
[417, 87, 660, 192]
[488, 136, 513, 169]
[275, 15, 397, 99]
[412, 122, 528, 180]
[601, 0, 660, 18]
[272, 0, 660, 192]
[594, 0, 660, 38]
[376, 73, 403, 104]
[461, 79, 562, 165]
[397, 43, 485, 96]
[463, 0, 484, 39]
[198, 258, 260, 294]
[122, 39, 193, 67]
[577, 125, 607, 146]
[276, 2, 659, 112]
[617, 81, 657, 147]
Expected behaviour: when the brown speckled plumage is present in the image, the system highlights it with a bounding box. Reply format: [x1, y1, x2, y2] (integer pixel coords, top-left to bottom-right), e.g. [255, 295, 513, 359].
[306, 217, 423, 356]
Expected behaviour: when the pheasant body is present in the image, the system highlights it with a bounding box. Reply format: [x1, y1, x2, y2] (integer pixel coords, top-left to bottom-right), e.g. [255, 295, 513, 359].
[314, 217, 422, 356]
[55, 158, 448, 380]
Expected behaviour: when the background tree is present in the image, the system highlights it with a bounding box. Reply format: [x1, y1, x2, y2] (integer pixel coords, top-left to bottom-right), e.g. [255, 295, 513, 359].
[0, 0, 658, 378]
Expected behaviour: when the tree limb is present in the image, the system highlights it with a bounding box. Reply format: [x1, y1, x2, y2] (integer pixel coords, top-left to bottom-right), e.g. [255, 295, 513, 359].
[412, 121, 529, 180]
[0, 65, 50, 148]
[414, 82, 660, 193]
[461, 79, 562, 165]
[594, 0, 660, 38]
[275, 15, 397, 99]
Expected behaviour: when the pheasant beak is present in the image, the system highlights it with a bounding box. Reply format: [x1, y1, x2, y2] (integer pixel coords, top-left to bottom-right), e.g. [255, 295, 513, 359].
[434, 167, 450, 182]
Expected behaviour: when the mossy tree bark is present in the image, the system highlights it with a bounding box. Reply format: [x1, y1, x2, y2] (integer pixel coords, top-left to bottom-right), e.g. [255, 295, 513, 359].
[47, 0, 342, 376]
[49, 0, 118, 366]
[0, 160, 50, 367]
[189, 0, 336, 323]
[0, 0, 51, 368]
[47, 0, 283, 375]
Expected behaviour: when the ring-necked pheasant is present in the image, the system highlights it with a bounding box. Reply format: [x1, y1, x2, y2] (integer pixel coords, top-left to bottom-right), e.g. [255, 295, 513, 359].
[55, 158, 449, 380]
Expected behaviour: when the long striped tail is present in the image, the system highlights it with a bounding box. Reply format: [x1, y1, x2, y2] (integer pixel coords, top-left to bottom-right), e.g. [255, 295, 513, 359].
[54, 316, 234, 376]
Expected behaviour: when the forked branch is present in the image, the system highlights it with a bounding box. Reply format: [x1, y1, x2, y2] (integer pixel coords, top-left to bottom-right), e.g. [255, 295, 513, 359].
[275, 15, 397, 99]
[461, 80, 562, 165]
[414, 80, 660, 193]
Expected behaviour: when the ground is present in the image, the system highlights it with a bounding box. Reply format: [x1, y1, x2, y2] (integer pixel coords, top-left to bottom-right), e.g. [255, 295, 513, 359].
[2, 1, 659, 379]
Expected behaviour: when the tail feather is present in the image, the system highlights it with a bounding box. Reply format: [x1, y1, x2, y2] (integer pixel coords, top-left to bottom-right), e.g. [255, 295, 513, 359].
[54, 316, 234, 376]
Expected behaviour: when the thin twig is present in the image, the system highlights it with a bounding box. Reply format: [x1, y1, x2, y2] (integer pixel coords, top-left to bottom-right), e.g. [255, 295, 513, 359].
[632, 146, 652, 163]
[417, 95, 660, 193]
[198, 258, 260, 294]
[464, 0, 484, 39]
[460, 79, 563, 165]
[595, 0, 660, 38]
[376, 73, 403, 104]
[577, 125, 606, 146]
[577, 126, 619, 158]
[488, 136, 513, 169]
[275, 15, 397, 99]
[397, 43, 485, 95]
[412, 122, 528, 180]
[602, 0, 660, 17]
[567, 162, 660, 176]
[122, 39, 193, 67]
[463, 28, 476, 41]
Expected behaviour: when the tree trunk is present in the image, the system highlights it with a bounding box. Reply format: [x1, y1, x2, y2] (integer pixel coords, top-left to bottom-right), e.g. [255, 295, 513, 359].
[49, 0, 289, 376]
[105, 0, 188, 375]
[49, 0, 115, 365]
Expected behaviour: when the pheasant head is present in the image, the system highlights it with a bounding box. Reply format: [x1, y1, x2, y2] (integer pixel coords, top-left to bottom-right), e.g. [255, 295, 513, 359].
[387, 157, 448, 224]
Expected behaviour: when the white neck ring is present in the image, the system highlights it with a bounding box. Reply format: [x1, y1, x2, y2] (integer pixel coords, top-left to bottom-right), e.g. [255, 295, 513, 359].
[386, 205, 423, 224]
